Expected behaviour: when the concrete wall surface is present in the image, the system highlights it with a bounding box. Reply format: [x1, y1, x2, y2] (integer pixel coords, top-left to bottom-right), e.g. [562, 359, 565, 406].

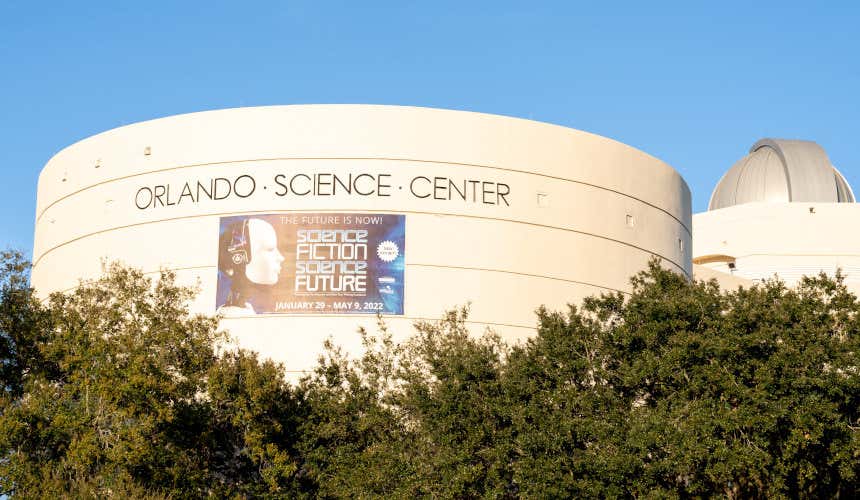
[33, 105, 691, 374]
[694, 202, 860, 291]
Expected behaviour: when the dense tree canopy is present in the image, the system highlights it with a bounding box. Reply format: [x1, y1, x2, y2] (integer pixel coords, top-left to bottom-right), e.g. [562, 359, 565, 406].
[1, 251, 858, 497]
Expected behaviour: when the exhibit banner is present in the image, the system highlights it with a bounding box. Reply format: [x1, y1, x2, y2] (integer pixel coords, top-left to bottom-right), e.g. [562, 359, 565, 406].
[216, 213, 405, 315]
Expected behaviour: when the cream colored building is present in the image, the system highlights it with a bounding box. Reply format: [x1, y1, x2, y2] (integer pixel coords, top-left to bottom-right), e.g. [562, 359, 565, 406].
[693, 138, 860, 291]
[32, 105, 691, 374]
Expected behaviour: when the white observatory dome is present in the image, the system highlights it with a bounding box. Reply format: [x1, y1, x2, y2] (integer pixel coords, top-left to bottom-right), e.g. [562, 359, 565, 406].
[708, 138, 854, 210]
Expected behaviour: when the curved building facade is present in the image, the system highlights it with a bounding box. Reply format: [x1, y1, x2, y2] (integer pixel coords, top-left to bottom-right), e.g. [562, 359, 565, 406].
[33, 105, 691, 374]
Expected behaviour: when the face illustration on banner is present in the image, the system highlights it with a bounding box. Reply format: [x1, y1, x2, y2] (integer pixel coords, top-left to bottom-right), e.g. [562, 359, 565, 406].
[244, 218, 285, 285]
[217, 217, 286, 315]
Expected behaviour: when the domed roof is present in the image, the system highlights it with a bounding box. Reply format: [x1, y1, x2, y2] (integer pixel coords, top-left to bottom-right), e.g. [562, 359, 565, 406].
[708, 138, 854, 210]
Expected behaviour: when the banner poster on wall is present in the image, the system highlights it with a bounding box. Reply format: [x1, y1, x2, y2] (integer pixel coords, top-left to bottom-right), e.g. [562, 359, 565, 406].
[216, 213, 405, 315]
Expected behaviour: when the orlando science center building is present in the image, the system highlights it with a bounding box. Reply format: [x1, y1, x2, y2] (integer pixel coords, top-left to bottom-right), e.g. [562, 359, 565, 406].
[32, 105, 854, 375]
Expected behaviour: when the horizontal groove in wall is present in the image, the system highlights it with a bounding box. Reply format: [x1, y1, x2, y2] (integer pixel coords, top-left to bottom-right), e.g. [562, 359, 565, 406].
[52, 265, 216, 294]
[729, 252, 860, 259]
[51, 263, 632, 298]
[220, 314, 538, 331]
[409, 263, 632, 293]
[36, 156, 691, 235]
[33, 208, 690, 278]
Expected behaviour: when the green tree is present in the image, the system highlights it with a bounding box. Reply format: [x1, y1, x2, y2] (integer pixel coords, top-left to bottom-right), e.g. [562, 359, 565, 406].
[0, 250, 52, 401]
[298, 262, 860, 498]
[2, 250, 858, 498]
[587, 267, 860, 497]
[205, 349, 304, 497]
[0, 259, 305, 497]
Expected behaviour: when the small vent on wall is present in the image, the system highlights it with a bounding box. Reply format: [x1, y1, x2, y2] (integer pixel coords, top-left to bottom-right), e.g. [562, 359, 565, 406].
[95, 159, 101, 168]
[626, 214, 635, 228]
[144, 146, 151, 156]
[536, 192, 549, 208]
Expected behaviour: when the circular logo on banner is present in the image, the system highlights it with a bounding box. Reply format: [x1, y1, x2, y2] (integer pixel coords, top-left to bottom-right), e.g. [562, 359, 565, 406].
[377, 241, 399, 262]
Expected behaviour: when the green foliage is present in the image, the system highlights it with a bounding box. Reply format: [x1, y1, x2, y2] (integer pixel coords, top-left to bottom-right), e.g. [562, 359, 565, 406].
[1, 253, 858, 498]
[292, 262, 859, 498]
[0, 250, 52, 401]
[0, 260, 303, 497]
[588, 268, 860, 497]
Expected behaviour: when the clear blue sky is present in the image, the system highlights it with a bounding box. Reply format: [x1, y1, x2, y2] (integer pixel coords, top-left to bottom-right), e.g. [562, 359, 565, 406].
[2, 1, 858, 254]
